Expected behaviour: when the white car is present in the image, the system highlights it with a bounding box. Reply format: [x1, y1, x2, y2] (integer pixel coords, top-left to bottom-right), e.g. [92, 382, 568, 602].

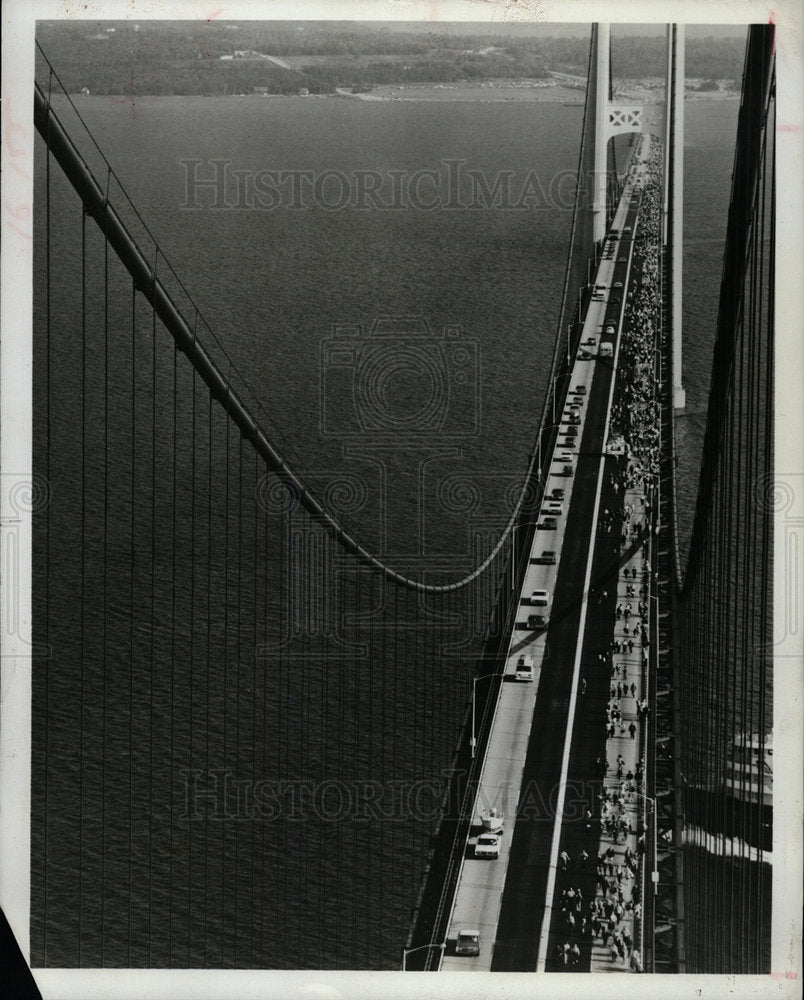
[515, 655, 535, 681]
[474, 833, 501, 858]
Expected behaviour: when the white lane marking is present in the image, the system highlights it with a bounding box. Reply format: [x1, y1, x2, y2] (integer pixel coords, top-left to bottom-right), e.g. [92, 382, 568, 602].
[535, 196, 639, 971]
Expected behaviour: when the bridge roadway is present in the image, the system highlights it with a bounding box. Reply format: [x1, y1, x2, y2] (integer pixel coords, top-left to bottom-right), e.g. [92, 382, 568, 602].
[439, 140, 649, 972]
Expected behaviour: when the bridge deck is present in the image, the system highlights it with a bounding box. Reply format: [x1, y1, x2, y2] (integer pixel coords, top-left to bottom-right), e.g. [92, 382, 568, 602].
[440, 136, 656, 973]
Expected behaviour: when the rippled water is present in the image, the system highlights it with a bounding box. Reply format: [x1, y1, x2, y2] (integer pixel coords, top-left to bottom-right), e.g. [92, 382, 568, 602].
[32, 93, 740, 968]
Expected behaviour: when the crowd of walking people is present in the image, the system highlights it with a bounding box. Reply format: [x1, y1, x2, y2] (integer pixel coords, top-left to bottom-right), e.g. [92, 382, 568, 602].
[610, 145, 665, 501]
[553, 136, 665, 973]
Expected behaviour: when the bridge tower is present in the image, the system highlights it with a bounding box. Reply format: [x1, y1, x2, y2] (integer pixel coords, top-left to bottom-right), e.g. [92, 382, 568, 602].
[664, 24, 686, 411]
[588, 23, 646, 245]
[588, 23, 686, 411]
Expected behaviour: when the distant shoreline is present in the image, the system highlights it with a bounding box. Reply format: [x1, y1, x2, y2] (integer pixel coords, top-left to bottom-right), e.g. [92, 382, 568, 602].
[334, 82, 739, 103]
[69, 81, 741, 103]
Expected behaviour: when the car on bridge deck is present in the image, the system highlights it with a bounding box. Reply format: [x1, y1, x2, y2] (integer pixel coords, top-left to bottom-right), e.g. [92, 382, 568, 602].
[605, 324, 616, 336]
[455, 929, 481, 956]
[474, 833, 502, 858]
[533, 549, 557, 565]
[530, 589, 551, 606]
[526, 612, 549, 630]
[514, 655, 535, 682]
[572, 385, 587, 395]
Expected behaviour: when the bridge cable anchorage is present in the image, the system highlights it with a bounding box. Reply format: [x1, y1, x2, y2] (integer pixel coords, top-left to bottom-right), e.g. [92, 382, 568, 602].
[32, 75, 563, 596]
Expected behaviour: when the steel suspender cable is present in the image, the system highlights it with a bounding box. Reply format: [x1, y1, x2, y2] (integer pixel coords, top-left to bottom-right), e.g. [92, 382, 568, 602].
[100, 167, 110, 967]
[128, 277, 137, 966]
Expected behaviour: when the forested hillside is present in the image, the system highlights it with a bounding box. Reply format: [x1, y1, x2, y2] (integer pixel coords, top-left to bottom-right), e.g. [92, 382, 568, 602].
[36, 21, 746, 96]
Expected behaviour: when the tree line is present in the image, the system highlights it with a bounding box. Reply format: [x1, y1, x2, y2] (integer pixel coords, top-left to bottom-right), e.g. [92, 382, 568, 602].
[36, 21, 746, 96]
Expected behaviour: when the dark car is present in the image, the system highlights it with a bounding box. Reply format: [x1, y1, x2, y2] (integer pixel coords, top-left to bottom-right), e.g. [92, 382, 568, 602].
[534, 549, 557, 565]
[455, 929, 481, 957]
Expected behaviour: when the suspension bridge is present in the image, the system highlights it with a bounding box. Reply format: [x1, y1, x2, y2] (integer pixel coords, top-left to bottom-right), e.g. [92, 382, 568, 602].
[6, 21, 775, 983]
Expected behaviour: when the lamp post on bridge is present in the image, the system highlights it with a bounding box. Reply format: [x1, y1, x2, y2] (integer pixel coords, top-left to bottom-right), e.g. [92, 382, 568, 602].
[510, 520, 535, 592]
[635, 791, 658, 895]
[401, 941, 446, 971]
[471, 671, 500, 760]
[536, 419, 562, 484]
